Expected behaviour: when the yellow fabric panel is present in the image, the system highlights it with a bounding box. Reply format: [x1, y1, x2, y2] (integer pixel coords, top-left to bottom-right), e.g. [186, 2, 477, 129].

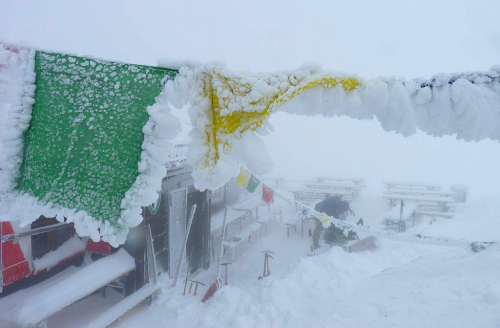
[236, 166, 250, 186]
[204, 74, 361, 168]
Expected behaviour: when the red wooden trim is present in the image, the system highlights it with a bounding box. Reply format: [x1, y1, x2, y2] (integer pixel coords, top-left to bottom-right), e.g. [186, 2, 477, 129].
[85, 240, 111, 255]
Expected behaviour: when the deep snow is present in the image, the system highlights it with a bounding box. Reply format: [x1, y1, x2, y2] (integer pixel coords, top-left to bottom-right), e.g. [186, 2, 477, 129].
[3, 192, 495, 328]
[107, 196, 500, 328]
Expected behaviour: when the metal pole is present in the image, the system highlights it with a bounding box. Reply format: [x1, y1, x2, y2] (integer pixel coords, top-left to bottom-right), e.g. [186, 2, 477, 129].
[146, 224, 158, 285]
[171, 204, 197, 288]
[217, 206, 229, 278]
[1, 222, 74, 242]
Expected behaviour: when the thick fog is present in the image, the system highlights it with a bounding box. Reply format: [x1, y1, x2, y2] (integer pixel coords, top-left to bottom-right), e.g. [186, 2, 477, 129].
[2, 0, 500, 199]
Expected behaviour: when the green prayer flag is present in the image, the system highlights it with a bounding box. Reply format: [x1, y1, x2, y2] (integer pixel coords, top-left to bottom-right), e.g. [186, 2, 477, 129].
[16, 51, 177, 227]
[246, 175, 260, 193]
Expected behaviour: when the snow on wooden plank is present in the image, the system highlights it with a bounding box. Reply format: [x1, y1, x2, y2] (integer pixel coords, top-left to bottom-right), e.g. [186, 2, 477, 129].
[313, 176, 365, 183]
[384, 189, 456, 197]
[13, 249, 135, 326]
[302, 182, 365, 190]
[33, 235, 85, 272]
[232, 196, 267, 211]
[415, 211, 455, 218]
[85, 283, 160, 328]
[381, 181, 442, 189]
[256, 207, 282, 224]
[378, 202, 418, 221]
[211, 208, 248, 233]
[293, 189, 351, 196]
[382, 194, 454, 203]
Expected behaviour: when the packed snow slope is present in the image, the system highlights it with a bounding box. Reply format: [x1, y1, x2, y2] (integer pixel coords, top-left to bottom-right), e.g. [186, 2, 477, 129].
[110, 195, 500, 328]
[114, 238, 500, 328]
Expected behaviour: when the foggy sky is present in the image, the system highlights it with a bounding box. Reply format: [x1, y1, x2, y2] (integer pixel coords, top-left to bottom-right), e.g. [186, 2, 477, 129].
[2, 0, 500, 199]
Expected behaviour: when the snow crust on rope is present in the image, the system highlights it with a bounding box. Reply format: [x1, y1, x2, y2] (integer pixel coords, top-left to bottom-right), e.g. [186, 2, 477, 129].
[0, 43, 181, 246]
[165, 63, 500, 191]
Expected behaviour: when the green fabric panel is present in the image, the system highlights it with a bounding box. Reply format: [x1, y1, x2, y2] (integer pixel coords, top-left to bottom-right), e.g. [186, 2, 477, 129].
[17, 51, 178, 227]
[246, 175, 260, 193]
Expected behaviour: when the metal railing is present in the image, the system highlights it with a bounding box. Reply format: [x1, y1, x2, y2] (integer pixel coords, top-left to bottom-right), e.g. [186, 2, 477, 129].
[1, 222, 74, 243]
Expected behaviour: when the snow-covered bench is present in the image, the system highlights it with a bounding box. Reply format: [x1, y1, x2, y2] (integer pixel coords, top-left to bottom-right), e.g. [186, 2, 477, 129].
[382, 194, 455, 212]
[85, 283, 160, 328]
[383, 190, 456, 197]
[284, 214, 312, 237]
[302, 182, 364, 191]
[379, 202, 418, 232]
[292, 189, 351, 204]
[9, 249, 135, 328]
[210, 208, 250, 260]
[256, 206, 283, 235]
[382, 181, 442, 191]
[415, 210, 455, 219]
[211, 208, 250, 234]
[223, 222, 262, 262]
[313, 176, 365, 185]
[233, 196, 271, 220]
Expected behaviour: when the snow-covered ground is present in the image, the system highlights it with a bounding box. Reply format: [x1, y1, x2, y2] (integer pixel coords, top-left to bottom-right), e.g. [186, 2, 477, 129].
[3, 192, 496, 328]
[106, 195, 500, 328]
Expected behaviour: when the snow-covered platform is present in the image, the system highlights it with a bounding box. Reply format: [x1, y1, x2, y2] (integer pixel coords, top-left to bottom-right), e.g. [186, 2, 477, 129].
[313, 176, 365, 184]
[302, 181, 365, 191]
[85, 283, 160, 328]
[382, 181, 442, 191]
[0, 249, 135, 327]
[382, 194, 455, 212]
[383, 189, 456, 197]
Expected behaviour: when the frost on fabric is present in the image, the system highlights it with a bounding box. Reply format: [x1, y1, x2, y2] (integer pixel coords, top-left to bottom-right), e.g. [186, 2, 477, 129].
[0, 44, 181, 246]
[164, 63, 500, 191]
[0, 42, 36, 195]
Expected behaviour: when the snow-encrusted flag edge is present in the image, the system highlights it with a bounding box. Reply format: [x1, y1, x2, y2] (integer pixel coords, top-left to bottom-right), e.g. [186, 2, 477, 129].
[0, 42, 181, 246]
[166, 63, 500, 192]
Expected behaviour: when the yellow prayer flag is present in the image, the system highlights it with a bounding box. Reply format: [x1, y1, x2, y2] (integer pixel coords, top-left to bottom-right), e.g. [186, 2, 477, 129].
[236, 167, 250, 186]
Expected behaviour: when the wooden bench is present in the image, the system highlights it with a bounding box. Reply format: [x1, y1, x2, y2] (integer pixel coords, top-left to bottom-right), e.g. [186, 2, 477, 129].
[255, 206, 283, 235]
[210, 209, 250, 260]
[302, 182, 364, 191]
[415, 210, 455, 219]
[382, 194, 455, 212]
[9, 249, 135, 327]
[383, 189, 456, 197]
[284, 215, 315, 237]
[85, 283, 160, 328]
[292, 189, 352, 204]
[223, 222, 262, 262]
[382, 181, 442, 191]
[313, 176, 365, 185]
[233, 197, 270, 221]
[386, 219, 406, 232]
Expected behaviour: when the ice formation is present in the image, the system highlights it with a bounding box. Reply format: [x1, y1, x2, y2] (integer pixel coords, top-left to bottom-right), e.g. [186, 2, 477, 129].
[1, 40, 499, 245]
[165, 63, 500, 191]
[0, 43, 181, 246]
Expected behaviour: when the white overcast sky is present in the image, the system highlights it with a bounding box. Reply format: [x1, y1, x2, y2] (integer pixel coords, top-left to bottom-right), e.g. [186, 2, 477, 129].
[2, 0, 500, 198]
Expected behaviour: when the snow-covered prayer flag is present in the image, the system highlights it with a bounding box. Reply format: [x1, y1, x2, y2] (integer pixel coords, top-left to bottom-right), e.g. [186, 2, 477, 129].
[171, 63, 500, 191]
[0, 43, 180, 246]
[262, 185, 274, 203]
[246, 175, 260, 193]
[235, 166, 250, 186]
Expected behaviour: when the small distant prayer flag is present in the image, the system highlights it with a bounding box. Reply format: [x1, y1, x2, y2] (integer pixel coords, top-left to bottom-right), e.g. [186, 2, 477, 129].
[236, 167, 250, 186]
[246, 175, 260, 193]
[262, 184, 274, 203]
